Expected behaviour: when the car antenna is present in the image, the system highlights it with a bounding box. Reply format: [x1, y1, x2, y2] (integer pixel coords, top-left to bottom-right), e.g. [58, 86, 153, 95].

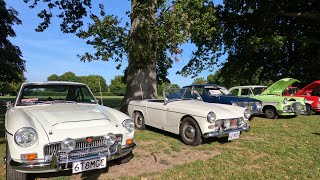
[98, 77, 104, 106]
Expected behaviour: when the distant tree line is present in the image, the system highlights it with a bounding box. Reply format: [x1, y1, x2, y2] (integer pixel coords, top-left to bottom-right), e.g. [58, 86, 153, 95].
[47, 72, 180, 97]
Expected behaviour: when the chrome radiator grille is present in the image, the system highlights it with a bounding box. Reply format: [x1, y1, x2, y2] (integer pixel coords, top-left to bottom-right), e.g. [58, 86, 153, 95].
[44, 135, 122, 161]
[215, 118, 243, 130]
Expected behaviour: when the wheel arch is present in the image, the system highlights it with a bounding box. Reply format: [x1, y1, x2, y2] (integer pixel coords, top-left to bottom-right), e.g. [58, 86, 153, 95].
[262, 105, 277, 112]
[179, 115, 203, 135]
[132, 110, 145, 119]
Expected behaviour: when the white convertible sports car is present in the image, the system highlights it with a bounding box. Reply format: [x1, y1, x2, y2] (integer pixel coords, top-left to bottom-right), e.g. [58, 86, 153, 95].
[128, 87, 251, 146]
[5, 82, 136, 179]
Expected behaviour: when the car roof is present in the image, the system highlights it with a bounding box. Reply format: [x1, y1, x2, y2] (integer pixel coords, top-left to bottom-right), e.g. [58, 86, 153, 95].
[184, 84, 224, 87]
[230, 85, 267, 89]
[21, 81, 86, 86]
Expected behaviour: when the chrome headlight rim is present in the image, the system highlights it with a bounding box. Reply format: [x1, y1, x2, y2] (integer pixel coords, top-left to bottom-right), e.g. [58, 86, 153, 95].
[244, 109, 252, 119]
[207, 111, 216, 123]
[122, 119, 135, 133]
[61, 138, 76, 153]
[283, 98, 288, 104]
[104, 133, 117, 146]
[256, 102, 262, 109]
[14, 127, 38, 148]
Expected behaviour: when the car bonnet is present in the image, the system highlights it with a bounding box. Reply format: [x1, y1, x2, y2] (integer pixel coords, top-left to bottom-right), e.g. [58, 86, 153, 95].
[295, 80, 320, 95]
[261, 78, 299, 95]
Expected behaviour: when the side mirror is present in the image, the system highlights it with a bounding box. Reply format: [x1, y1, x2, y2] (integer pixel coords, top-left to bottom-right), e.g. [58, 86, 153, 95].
[95, 98, 102, 105]
[1, 101, 13, 110]
[164, 98, 168, 105]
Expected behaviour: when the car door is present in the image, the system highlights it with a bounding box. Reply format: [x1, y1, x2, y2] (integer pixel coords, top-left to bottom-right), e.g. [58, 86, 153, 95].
[145, 101, 167, 129]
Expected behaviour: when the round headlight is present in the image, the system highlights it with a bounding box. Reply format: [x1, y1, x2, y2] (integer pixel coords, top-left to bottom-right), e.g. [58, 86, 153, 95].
[14, 127, 38, 148]
[238, 117, 245, 126]
[256, 102, 262, 110]
[283, 98, 288, 104]
[104, 133, 117, 146]
[61, 138, 76, 152]
[244, 109, 252, 119]
[122, 119, 134, 133]
[207, 111, 216, 123]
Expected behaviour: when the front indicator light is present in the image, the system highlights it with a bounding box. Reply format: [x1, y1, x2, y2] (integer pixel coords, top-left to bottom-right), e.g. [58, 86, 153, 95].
[21, 153, 38, 161]
[126, 139, 134, 146]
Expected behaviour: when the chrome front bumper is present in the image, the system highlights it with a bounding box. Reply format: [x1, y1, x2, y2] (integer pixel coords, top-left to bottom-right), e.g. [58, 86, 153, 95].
[10, 142, 136, 173]
[203, 125, 250, 138]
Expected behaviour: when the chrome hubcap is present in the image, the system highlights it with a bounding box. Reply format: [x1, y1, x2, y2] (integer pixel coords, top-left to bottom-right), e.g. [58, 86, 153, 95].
[136, 116, 142, 125]
[185, 125, 195, 139]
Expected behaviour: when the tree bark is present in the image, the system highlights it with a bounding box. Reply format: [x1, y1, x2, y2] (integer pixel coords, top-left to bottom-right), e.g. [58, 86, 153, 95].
[119, 0, 157, 113]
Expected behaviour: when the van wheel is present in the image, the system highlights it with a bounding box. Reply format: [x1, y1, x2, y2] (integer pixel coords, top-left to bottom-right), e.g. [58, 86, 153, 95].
[180, 117, 202, 146]
[6, 143, 28, 180]
[134, 111, 146, 130]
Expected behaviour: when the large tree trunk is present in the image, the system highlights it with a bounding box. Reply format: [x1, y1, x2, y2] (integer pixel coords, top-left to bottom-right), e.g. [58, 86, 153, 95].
[119, 0, 157, 113]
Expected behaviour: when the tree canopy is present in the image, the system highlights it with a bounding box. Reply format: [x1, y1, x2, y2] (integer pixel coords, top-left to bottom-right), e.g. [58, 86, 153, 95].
[192, 77, 206, 84]
[109, 75, 126, 96]
[47, 71, 108, 93]
[24, 0, 222, 112]
[216, 0, 320, 87]
[0, 0, 25, 83]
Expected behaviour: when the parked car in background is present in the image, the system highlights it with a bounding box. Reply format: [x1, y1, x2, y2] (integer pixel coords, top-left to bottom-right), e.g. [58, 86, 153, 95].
[229, 78, 307, 119]
[5, 82, 136, 180]
[283, 86, 300, 96]
[183, 84, 262, 118]
[289, 80, 320, 115]
[128, 87, 251, 146]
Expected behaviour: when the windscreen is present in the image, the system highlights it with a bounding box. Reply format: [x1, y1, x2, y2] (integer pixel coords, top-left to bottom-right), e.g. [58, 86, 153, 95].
[17, 84, 97, 106]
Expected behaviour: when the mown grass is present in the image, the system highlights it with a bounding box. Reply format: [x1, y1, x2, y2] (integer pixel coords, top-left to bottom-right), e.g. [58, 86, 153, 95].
[130, 115, 320, 180]
[0, 96, 319, 179]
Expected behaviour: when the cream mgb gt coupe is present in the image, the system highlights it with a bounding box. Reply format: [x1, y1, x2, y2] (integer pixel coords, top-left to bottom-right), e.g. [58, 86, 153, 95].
[5, 82, 136, 180]
[128, 88, 251, 146]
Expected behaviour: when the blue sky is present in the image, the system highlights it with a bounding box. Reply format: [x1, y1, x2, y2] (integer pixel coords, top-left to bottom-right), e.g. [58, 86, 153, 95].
[6, 0, 224, 87]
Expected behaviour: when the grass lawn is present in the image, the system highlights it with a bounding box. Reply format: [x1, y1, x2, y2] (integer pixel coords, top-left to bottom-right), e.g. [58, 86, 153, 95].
[0, 96, 319, 179]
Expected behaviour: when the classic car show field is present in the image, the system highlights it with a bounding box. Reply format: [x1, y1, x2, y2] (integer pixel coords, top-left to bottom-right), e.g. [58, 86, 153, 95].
[0, 96, 319, 180]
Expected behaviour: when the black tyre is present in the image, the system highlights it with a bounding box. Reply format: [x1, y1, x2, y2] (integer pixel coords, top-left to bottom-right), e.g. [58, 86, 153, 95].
[179, 117, 202, 146]
[264, 107, 278, 119]
[134, 111, 146, 130]
[306, 104, 313, 116]
[6, 143, 28, 180]
[115, 151, 134, 165]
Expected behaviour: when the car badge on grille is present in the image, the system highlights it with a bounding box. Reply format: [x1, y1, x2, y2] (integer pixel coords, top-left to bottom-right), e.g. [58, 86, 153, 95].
[86, 137, 93, 143]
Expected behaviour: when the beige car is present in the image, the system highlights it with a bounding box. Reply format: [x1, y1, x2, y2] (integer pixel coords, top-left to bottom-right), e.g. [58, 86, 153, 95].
[128, 88, 251, 146]
[5, 82, 136, 180]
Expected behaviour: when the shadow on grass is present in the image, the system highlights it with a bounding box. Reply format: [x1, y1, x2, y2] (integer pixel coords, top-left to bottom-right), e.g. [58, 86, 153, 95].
[311, 132, 320, 136]
[145, 126, 232, 145]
